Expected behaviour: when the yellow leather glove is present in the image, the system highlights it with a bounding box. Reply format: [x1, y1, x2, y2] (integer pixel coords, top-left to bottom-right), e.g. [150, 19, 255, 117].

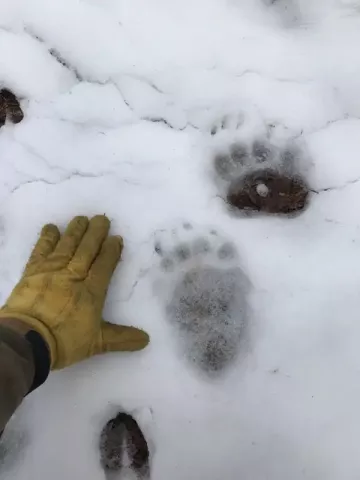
[0, 215, 149, 369]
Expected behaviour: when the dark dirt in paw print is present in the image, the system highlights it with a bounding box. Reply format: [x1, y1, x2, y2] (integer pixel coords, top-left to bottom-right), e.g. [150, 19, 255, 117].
[154, 224, 250, 375]
[100, 412, 149, 478]
[213, 139, 309, 215]
[227, 168, 309, 214]
[0, 89, 24, 128]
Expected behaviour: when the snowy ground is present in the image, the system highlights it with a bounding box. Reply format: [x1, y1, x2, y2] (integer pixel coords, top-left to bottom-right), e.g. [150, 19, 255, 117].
[1, 0, 360, 478]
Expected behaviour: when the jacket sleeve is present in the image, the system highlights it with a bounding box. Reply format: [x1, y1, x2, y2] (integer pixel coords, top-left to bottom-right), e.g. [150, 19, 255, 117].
[0, 325, 35, 434]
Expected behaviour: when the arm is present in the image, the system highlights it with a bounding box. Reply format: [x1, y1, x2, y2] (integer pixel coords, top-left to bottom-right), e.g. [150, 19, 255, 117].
[0, 319, 51, 434]
[0, 325, 35, 434]
[0, 216, 149, 434]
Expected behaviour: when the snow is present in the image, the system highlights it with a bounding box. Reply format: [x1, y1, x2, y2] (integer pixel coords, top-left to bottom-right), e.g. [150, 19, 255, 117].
[1, 0, 360, 478]
[256, 183, 269, 197]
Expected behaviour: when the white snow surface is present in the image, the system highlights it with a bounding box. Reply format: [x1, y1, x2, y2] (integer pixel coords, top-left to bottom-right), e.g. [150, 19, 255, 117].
[1, 0, 360, 478]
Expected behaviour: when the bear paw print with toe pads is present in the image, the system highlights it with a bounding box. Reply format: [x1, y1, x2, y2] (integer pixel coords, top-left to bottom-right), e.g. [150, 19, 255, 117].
[153, 222, 251, 376]
[213, 138, 310, 216]
[202, 108, 311, 216]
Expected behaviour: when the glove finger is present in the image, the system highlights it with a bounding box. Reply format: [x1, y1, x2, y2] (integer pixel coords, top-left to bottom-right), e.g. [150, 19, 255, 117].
[97, 323, 150, 354]
[86, 236, 123, 298]
[45, 216, 89, 269]
[68, 215, 110, 278]
[24, 224, 60, 275]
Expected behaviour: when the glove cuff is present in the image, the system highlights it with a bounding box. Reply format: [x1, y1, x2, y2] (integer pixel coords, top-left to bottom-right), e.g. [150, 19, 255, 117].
[0, 314, 57, 369]
[25, 330, 51, 394]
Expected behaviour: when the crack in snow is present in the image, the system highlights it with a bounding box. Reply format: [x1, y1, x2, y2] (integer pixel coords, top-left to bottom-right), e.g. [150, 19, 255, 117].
[234, 68, 316, 86]
[295, 114, 360, 140]
[15, 139, 70, 176]
[8, 140, 147, 194]
[311, 176, 360, 194]
[9, 171, 112, 195]
[121, 74, 165, 95]
[120, 267, 152, 303]
[142, 116, 187, 131]
[110, 81, 134, 111]
[110, 81, 194, 131]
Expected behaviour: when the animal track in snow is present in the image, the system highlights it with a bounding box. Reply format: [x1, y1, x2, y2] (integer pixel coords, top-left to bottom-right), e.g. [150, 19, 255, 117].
[153, 223, 251, 375]
[0, 89, 24, 128]
[100, 412, 150, 480]
[209, 114, 310, 215]
[210, 112, 245, 136]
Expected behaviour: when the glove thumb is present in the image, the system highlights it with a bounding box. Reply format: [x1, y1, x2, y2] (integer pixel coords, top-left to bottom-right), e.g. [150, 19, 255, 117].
[99, 322, 150, 353]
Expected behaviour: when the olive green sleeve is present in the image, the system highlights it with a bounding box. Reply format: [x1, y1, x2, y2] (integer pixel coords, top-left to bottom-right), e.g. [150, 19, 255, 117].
[0, 326, 34, 434]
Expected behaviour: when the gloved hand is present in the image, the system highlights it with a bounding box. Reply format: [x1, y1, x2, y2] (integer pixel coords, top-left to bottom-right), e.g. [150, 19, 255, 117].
[0, 215, 149, 369]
